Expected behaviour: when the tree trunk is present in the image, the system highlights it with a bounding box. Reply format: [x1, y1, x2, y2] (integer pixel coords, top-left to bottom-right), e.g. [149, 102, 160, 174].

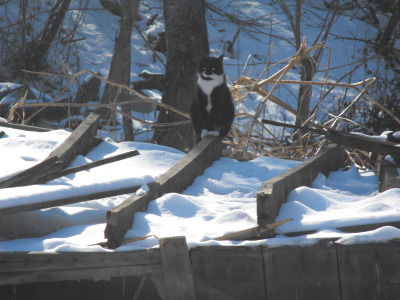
[30, 0, 72, 68]
[151, 0, 209, 152]
[100, 0, 140, 141]
[295, 55, 315, 126]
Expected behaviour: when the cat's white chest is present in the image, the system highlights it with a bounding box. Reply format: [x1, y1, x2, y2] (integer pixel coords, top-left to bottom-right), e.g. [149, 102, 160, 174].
[198, 74, 224, 113]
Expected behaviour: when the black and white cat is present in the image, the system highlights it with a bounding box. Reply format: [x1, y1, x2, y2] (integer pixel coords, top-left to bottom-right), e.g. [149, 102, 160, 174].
[190, 55, 235, 143]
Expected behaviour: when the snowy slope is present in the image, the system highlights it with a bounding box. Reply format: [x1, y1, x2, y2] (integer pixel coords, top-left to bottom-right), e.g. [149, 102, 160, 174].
[1, 1, 400, 252]
[1, 0, 387, 141]
[1, 127, 400, 252]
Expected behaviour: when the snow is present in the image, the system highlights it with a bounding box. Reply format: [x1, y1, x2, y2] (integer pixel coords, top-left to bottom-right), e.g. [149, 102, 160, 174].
[1, 127, 400, 252]
[274, 166, 400, 234]
[1, 0, 400, 252]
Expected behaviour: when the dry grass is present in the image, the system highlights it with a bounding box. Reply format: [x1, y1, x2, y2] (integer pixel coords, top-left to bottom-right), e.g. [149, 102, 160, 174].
[10, 38, 398, 170]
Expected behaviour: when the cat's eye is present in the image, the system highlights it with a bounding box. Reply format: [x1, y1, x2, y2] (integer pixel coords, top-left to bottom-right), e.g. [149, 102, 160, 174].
[212, 68, 216, 70]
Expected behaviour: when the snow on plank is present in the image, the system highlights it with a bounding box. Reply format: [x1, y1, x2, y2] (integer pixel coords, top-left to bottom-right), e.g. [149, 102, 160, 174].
[105, 136, 223, 242]
[0, 113, 111, 215]
[257, 143, 347, 230]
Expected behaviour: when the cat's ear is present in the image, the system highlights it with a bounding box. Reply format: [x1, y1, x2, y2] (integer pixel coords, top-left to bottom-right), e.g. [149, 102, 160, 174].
[200, 53, 208, 60]
[217, 55, 224, 62]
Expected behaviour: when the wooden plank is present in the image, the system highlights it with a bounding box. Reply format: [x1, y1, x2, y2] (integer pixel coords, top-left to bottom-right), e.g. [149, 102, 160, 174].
[0, 249, 162, 285]
[0, 249, 161, 272]
[338, 243, 400, 300]
[35, 150, 140, 184]
[326, 129, 400, 159]
[283, 221, 400, 237]
[0, 113, 109, 216]
[191, 247, 266, 300]
[0, 265, 163, 285]
[159, 236, 196, 300]
[257, 143, 346, 228]
[0, 122, 52, 132]
[0, 155, 59, 189]
[264, 245, 340, 300]
[49, 112, 100, 169]
[0, 184, 141, 217]
[0, 112, 100, 189]
[105, 136, 223, 240]
[213, 218, 293, 241]
[378, 161, 400, 192]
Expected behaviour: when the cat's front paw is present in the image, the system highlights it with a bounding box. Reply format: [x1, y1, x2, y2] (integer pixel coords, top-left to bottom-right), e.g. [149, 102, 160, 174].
[201, 129, 209, 138]
[201, 129, 220, 138]
[208, 130, 220, 136]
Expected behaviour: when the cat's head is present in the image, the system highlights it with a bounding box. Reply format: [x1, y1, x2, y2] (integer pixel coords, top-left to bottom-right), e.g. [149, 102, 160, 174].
[198, 55, 224, 81]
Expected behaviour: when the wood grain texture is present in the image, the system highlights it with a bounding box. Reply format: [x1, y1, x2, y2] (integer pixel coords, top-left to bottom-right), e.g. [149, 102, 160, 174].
[257, 143, 346, 228]
[264, 245, 340, 300]
[0, 185, 141, 217]
[49, 111, 100, 169]
[191, 247, 265, 300]
[160, 236, 196, 300]
[105, 136, 223, 240]
[326, 129, 400, 159]
[378, 161, 400, 192]
[338, 243, 400, 300]
[0, 249, 162, 285]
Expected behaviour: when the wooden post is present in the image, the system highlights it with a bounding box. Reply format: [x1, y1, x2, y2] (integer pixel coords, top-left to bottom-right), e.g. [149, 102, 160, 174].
[159, 236, 197, 300]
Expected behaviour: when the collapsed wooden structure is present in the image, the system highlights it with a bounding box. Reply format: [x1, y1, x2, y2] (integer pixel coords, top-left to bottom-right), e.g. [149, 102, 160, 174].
[1, 113, 400, 299]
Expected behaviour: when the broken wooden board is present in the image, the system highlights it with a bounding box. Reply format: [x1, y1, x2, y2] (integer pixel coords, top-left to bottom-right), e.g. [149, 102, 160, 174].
[105, 136, 223, 241]
[0, 184, 142, 217]
[48, 112, 101, 169]
[264, 245, 341, 300]
[191, 246, 266, 300]
[262, 119, 400, 160]
[0, 249, 162, 285]
[257, 143, 346, 229]
[213, 218, 293, 241]
[0, 112, 121, 216]
[35, 150, 140, 184]
[0, 155, 60, 189]
[0, 112, 101, 188]
[325, 129, 400, 159]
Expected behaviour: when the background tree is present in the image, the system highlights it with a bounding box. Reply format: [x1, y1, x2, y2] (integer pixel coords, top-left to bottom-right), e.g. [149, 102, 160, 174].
[100, 0, 140, 141]
[276, 0, 339, 143]
[151, 0, 209, 152]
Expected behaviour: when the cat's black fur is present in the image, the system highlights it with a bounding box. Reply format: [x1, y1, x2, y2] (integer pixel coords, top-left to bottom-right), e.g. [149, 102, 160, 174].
[190, 55, 235, 143]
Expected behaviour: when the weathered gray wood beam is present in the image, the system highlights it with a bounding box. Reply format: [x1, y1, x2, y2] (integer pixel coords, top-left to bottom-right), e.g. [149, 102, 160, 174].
[0, 122, 52, 132]
[105, 136, 223, 241]
[257, 144, 346, 231]
[0, 249, 162, 285]
[283, 220, 400, 238]
[325, 129, 400, 159]
[378, 161, 400, 192]
[191, 247, 266, 300]
[49, 112, 100, 169]
[0, 185, 142, 217]
[160, 236, 196, 300]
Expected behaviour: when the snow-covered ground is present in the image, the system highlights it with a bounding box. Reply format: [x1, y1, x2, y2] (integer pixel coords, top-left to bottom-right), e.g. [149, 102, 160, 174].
[0, 0, 399, 252]
[1, 0, 391, 141]
[1, 126, 400, 252]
